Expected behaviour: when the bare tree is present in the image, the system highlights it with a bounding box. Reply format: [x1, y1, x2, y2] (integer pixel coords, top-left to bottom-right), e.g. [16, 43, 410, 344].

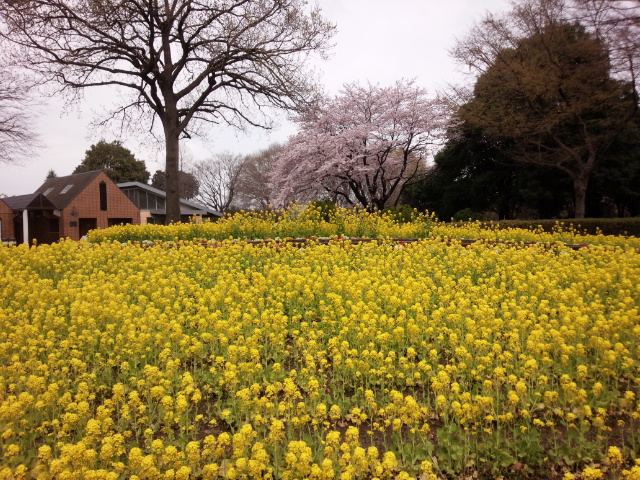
[232, 143, 282, 210]
[571, 0, 640, 97]
[193, 152, 244, 213]
[574, 0, 640, 27]
[0, 1, 335, 222]
[0, 66, 38, 164]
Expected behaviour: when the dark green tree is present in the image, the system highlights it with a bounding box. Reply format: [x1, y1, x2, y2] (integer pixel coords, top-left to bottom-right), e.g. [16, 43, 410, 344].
[453, 4, 637, 218]
[588, 121, 640, 216]
[151, 170, 199, 200]
[74, 140, 150, 184]
[403, 127, 572, 220]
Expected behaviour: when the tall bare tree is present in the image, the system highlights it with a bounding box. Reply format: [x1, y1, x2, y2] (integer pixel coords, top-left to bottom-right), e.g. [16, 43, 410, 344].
[192, 152, 244, 213]
[0, 1, 334, 222]
[232, 143, 282, 210]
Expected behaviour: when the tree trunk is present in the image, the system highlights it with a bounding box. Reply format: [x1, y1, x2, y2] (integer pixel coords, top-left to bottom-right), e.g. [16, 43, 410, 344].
[164, 127, 181, 224]
[163, 89, 182, 224]
[374, 198, 387, 211]
[572, 175, 589, 219]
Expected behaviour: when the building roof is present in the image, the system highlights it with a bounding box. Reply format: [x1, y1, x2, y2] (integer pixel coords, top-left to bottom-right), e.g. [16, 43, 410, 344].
[35, 170, 103, 209]
[3, 193, 56, 211]
[117, 181, 222, 217]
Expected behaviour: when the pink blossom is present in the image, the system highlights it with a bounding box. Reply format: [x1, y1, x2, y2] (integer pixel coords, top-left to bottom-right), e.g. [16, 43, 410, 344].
[271, 79, 449, 209]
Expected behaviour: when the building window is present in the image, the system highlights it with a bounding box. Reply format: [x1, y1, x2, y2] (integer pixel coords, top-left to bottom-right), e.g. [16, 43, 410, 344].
[61, 185, 74, 194]
[139, 191, 149, 210]
[100, 181, 107, 211]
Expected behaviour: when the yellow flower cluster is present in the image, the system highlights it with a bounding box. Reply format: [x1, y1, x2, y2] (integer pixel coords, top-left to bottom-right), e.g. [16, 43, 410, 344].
[431, 219, 640, 248]
[1, 232, 639, 478]
[87, 204, 438, 244]
[86, 203, 640, 249]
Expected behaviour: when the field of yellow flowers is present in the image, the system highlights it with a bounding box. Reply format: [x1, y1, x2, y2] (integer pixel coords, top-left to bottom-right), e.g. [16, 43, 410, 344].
[85, 205, 640, 249]
[1, 208, 640, 479]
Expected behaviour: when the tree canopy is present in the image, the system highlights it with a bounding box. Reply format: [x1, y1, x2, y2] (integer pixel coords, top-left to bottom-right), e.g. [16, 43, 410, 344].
[74, 140, 150, 184]
[0, 0, 335, 222]
[403, 126, 573, 220]
[453, 2, 637, 218]
[271, 80, 448, 210]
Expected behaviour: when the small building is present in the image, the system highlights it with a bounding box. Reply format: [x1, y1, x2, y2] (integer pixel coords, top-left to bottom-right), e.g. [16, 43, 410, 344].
[31, 171, 142, 242]
[1, 193, 57, 244]
[2, 171, 220, 245]
[117, 181, 221, 224]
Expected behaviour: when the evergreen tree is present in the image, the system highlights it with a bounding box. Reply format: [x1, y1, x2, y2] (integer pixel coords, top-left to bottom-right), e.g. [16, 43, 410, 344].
[74, 140, 150, 184]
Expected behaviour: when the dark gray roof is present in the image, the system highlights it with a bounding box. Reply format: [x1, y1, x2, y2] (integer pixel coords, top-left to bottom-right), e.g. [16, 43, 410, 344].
[117, 181, 222, 217]
[3, 193, 56, 211]
[35, 170, 102, 209]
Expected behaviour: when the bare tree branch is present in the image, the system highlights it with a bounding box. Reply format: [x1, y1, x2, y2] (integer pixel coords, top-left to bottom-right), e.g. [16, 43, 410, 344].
[0, 0, 335, 221]
[230, 143, 281, 210]
[0, 61, 40, 164]
[192, 151, 244, 212]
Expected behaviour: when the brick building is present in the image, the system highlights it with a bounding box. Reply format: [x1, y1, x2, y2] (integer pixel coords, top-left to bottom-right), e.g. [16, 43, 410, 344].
[1, 193, 57, 244]
[2, 170, 141, 244]
[37, 170, 141, 241]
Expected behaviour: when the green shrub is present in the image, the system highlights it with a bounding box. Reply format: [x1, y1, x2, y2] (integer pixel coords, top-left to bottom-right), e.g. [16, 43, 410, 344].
[453, 208, 483, 222]
[380, 204, 420, 223]
[309, 199, 337, 222]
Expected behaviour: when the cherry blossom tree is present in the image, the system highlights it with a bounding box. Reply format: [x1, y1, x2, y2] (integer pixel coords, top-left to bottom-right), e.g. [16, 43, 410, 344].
[271, 80, 448, 210]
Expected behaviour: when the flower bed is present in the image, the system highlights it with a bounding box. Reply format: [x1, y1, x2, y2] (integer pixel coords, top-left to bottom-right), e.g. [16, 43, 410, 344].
[1, 238, 639, 478]
[87, 205, 640, 250]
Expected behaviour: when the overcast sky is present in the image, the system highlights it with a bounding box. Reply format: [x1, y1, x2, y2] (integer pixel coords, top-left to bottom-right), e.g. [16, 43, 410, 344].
[0, 0, 512, 197]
